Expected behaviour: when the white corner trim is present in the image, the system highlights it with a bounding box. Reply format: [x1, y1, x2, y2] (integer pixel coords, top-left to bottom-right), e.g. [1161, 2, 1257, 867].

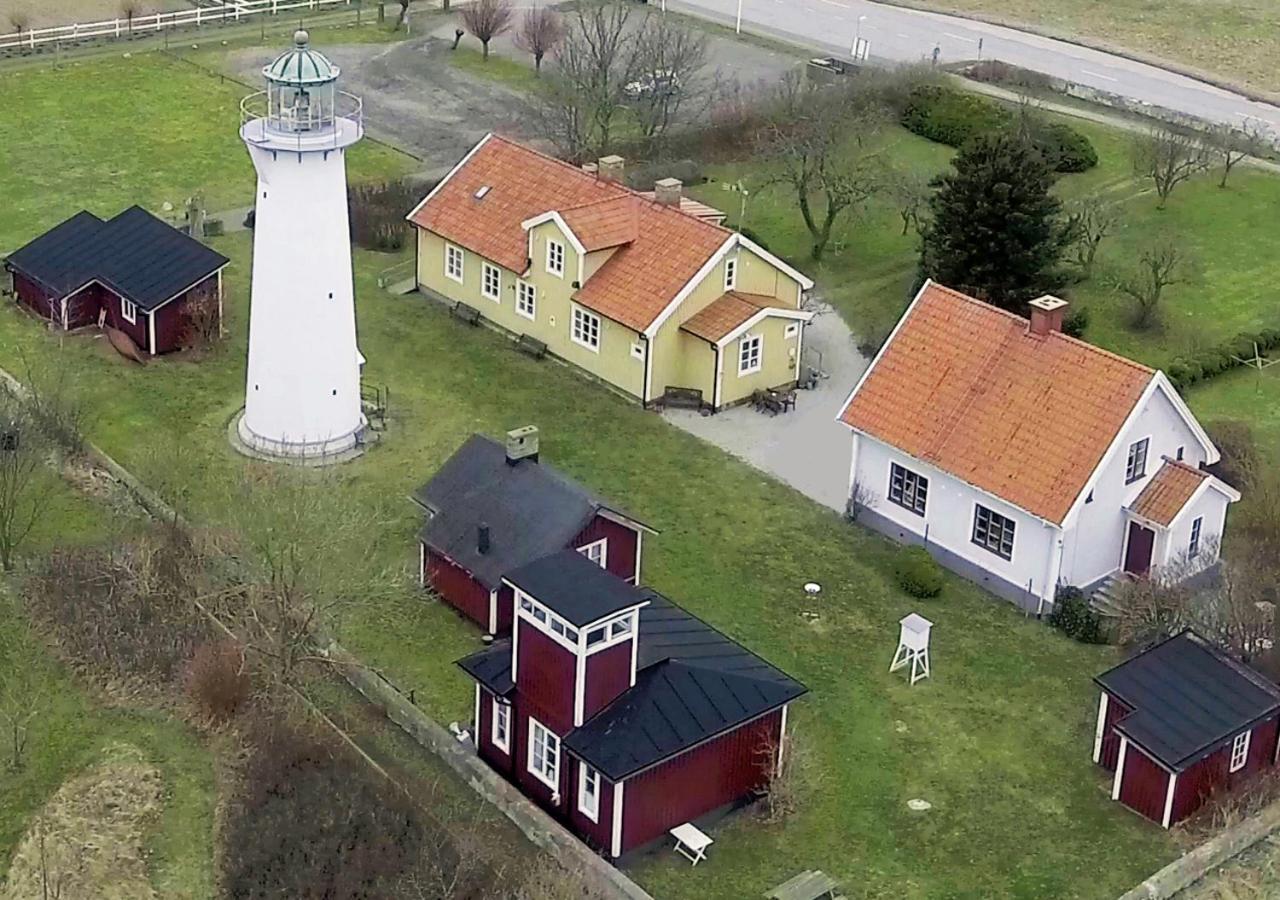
[574, 637, 587, 726]
[735, 232, 814, 290]
[643, 234, 737, 338]
[1112, 736, 1128, 800]
[473, 683, 481, 743]
[610, 781, 625, 858]
[776, 704, 789, 778]
[147, 310, 157, 356]
[519, 211, 587, 257]
[1152, 370, 1219, 463]
[1165, 475, 1243, 531]
[1062, 375, 1161, 527]
[488, 588, 499, 636]
[405, 132, 493, 222]
[1161, 772, 1178, 828]
[714, 306, 814, 349]
[1092, 692, 1109, 764]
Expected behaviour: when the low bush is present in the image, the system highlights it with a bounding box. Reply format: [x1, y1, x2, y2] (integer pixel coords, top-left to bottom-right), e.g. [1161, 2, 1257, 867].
[1205, 420, 1257, 488]
[1048, 586, 1104, 644]
[1035, 121, 1099, 173]
[1062, 306, 1090, 338]
[963, 60, 1056, 92]
[893, 546, 944, 598]
[183, 640, 251, 721]
[348, 179, 419, 252]
[1166, 327, 1280, 391]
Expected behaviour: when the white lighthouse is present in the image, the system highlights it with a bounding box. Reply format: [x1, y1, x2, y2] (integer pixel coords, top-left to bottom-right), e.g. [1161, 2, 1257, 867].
[237, 30, 365, 460]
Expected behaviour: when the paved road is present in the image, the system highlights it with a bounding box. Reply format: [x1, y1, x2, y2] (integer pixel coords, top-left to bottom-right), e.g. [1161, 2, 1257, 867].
[666, 0, 1280, 134]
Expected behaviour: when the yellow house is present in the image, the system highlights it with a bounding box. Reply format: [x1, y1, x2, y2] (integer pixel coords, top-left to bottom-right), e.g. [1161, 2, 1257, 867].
[406, 134, 814, 411]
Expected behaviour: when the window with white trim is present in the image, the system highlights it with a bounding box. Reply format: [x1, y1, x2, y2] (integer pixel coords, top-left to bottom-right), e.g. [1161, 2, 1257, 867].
[724, 256, 738, 291]
[528, 717, 560, 789]
[121, 299, 137, 325]
[445, 244, 465, 283]
[739, 334, 762, 375]
[571, 306, 601, 351]
[888, 462, 928, 517]
[1230, 731, 1250, 773]
[578, 538, 607, 568]
[1125, 438, 1149, 484]
[491, 698, 510, 753]
[517, 280, 536, 319]
[973, 504, 1015, 560]
[578, 764, 601, 822]
[546, 239, 565, 277]
[1189, 516, 1203, 558]
[481, 262, 501, 301]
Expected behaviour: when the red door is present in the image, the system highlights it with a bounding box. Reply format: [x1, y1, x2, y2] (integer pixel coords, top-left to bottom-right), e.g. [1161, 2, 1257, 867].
[1124, 522, 1155, 576]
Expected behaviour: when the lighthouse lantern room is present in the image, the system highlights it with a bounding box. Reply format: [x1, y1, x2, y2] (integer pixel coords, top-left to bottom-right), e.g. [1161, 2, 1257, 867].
[237, 30, 366, 460]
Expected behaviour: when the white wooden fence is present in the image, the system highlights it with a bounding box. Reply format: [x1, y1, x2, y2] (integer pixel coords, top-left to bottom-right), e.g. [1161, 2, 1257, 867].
[0, 0, 358, 51]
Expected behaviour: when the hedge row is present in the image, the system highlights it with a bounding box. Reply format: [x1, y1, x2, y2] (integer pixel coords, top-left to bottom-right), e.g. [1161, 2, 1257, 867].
[900, 85, 1098, 173]
[1167, 328, 1280, 390]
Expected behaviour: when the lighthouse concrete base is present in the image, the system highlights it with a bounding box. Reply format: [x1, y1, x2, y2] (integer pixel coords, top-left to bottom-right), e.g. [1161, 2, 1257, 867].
[228, 409, 368, 467]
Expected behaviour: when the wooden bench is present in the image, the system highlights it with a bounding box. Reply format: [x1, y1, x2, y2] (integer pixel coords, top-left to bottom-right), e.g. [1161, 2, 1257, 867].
[766, 869, 841, 900]
[515, 333, 548, 359]
[450, 302, 481, 325]
[662, 386, 705, 411]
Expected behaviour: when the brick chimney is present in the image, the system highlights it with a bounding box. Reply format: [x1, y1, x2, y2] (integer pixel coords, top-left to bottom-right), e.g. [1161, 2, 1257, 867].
[505, 425, 539, 465]
[597, 155, 625, 183]
[1028, 295, 1069, 336]
[477, 522, 491, 554]
[654, 177, 683, 207]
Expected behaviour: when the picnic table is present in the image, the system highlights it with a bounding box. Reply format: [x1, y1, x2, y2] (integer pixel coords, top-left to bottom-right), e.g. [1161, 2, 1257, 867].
[669, 822, 713, 865]
[766, 869, 840, 900]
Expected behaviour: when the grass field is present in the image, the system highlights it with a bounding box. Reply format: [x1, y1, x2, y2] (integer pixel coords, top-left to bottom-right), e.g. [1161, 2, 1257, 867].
[905, 0, 1280, 95]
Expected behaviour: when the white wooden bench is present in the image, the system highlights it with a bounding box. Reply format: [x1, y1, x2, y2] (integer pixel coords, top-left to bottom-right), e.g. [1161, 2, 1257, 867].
[669, 822, 713, 866]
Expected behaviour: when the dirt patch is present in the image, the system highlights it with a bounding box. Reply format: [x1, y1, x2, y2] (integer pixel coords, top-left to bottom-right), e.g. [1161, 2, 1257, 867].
[1, 743, 164, 900]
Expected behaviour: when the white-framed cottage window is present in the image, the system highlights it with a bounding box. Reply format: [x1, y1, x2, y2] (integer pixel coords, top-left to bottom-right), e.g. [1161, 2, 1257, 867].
[517, 280, 536, 319]
[1125, 438, 1150, 484]
[578, 538, 607, 569]
[121, 299, 137, 325]
[571, 306, 601, 352]
[491, 697, 510, 753]
[517, 590, 581, 651]
[724, 255, 738, 291]
[578, 764, 601, 822]
[739, 334, 762, 375]
[888, 462, 928, 517]
[1189, 516, 1203, 558]
[973, 504, 1015, 560]
[546, 239, 566, 277]
[528, 717, 560, 790]
[481, 262, 502, 302]
[445, 243, 465, 283]
[1230, 731, 1250, 773]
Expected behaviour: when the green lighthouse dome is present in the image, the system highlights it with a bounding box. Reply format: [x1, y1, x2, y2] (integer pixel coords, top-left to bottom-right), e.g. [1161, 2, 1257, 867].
[262, 30, 339, 85]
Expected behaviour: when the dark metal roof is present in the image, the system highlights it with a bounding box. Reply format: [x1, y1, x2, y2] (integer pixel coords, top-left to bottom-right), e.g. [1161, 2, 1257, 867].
[1094, 630, 1280, 771]
[5, 206, 229, 311]
[457, 641, 514, 697]
[506, 550, 652, 627]
[413, 434, 648, 590]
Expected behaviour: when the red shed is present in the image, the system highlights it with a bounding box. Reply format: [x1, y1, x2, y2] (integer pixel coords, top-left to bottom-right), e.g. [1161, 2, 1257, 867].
[411, 429, 654, 635]
[458, 550, 805, 859]
[3, 207, 228, 356]
[1093, 630, 1280, 828]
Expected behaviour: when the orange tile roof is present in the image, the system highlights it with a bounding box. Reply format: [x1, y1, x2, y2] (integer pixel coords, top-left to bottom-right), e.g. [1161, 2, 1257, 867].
[681, 292, 773, 342]
[560, 196, 640, 251]
[839, 282, 1155, 524]
[1130, 459, 1209, 526]
[408, 135, 732, 332]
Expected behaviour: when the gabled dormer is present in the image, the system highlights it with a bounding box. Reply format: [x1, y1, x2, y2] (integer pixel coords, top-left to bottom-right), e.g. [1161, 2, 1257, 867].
[521, 194, 639, 290]
[505, 550, 649, 733]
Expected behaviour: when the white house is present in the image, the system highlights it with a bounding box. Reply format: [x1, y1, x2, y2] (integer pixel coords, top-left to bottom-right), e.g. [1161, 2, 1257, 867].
[836, 281, 1242, 612]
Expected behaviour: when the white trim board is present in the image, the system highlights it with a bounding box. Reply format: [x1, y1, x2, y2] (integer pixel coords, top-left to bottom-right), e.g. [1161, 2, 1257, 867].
[714, 306, 813, 349]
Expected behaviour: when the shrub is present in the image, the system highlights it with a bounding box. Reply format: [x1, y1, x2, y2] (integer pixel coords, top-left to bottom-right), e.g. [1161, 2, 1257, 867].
[202, 218, 224, 238]
[1048, 586, 1104, 643]
[1062, 306, 1089, 338]
[963, 60, 1055, 92]
[893, 546, 944, 598]
[901, 84, 1011, 149]
[1035, 121, 1099, 173]
[348, 179, 419, 252]
[1206, 420, 1256, 488]
[184, 640, 251, 721]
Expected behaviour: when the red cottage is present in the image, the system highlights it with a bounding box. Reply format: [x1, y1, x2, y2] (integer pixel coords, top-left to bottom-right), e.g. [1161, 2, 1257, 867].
[3, 207, 229, 356]
[412, 428, 654, 635]
[1093, 630, 1280, 828]
[458, 550, 806, 859]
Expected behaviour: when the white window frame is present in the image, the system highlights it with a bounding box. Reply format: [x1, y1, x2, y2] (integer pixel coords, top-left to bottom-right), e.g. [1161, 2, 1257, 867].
[888, 462, 928, 517]
[1125, 437, 1150, 484]
[738, 333, 762, 375]
[571, 305, 601, 353]
[1189, 516, 1203, 558]
[546, 239, 566, 277]
[724, 255, 738, 291]
[445, 243, 465, 283]
[516, 280, 536, 320]
[491, 697, 510, 753]
[481, 262, 502, 302]
[973, 503, 1015, 561]
[1230, 731, 1250, 773]
[578, 763, 601, 822]
[578, 538, 607, 569]
[516, 589, 580, 652]
[120, 299, 137, 324]
[528, 717, 560, 790]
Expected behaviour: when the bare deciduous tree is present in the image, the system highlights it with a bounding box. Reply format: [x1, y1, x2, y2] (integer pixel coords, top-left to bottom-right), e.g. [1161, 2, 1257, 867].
[1065, 196, 1122, 280]
[1131, 126, 1211, 209]
[8, 8, 31, 34]
[844, 478, 877, 523]
[1207, 119, 1271, 188]
[1112, 235, 1192, 329]
[512, 5, 563, 74]
[118, 0, 140, 35]
[754, 726, 806, 824]
[0, 408, 53, 572]
[395, 0, 411, 33]
[460, 0, 514, 61]
[181, 289, 222, 350]
[628, 14, 710, 147]
[887, 168, 931, 238]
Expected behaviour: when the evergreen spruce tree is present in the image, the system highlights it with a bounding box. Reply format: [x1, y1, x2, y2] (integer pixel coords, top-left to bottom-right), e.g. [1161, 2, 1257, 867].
[920, 131, 1069, 311]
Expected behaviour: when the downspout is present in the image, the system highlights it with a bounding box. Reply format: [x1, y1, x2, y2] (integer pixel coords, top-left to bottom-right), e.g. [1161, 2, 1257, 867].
[712, 343, 722, 412]
[642, 333, 652, 407]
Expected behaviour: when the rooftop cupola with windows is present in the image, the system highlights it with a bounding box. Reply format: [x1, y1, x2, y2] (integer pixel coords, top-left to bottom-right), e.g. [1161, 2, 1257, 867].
[240, 30, 363, 151]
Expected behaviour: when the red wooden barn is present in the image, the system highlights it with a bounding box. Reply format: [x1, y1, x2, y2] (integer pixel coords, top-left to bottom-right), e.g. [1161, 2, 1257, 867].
[411, 428, 654, 635]
[1093, 630, 1280, 828]
[3, 207, 228, 356]
[458, 550, 806, 858]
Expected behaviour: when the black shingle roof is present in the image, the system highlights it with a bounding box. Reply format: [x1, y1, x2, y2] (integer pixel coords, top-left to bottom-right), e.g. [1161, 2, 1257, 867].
[5, 206, 229, 311]
[506, 550, 651, 627]
[413, 434, 648, 591]
[459, 591, 805, 781]
[1095, 630, 1280, 771]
